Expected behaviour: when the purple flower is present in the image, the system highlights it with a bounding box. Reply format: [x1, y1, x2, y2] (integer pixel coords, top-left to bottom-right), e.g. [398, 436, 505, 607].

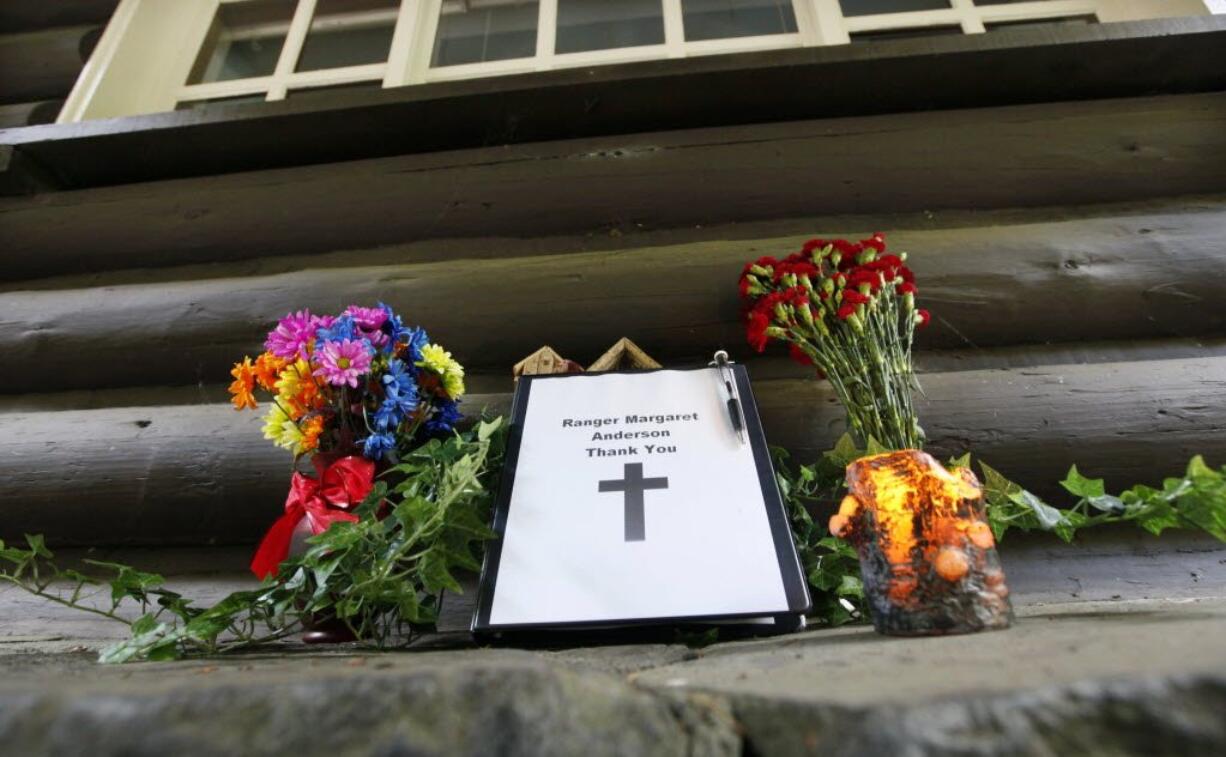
[342, 306, 390, 350]
[314, 339, 373, 388]
[265, 310, 325, 360]
[344, 306, 387, 332]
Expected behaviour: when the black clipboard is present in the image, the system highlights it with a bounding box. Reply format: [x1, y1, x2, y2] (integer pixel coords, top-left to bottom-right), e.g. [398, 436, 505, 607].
[472, 364, 811, 637]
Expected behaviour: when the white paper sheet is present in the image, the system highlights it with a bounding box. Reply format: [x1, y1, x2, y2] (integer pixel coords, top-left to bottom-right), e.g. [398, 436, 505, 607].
[488, 369, 791, 626]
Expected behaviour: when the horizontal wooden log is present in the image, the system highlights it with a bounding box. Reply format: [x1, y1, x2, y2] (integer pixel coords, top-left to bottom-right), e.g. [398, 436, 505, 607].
[3, 356, 1223, 547]
[2, 336, 1224, 414]
[2, 90, 1226, 280]
[0, 25, 98, 104]
[2, 200, 1225, 394]
[0, 99, 62, 128]
[0, 1, 117, 34]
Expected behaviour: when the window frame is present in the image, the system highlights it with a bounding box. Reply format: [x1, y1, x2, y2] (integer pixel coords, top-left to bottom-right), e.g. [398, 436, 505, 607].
[60, 0, 1214, 122]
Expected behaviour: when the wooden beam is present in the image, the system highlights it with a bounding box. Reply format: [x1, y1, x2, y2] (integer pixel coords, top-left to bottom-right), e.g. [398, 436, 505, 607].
[0, 25, 100, 105]
[3, 356, 1222, 546]
[2, 90, 1224, 282]
[2, 200, 1224, 394]
[2, 17, 1224, 191]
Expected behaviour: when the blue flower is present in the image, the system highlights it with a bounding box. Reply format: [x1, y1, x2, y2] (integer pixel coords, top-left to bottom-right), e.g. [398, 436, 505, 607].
[381, 358, 416, 400]
[373, 400, 402, 431]
[404, 327, 430, 363]
[378, 302, 407, 355]
[426, 399, 463, 435]
[362, 431, 396, 460]
[317, 314, 357, 344]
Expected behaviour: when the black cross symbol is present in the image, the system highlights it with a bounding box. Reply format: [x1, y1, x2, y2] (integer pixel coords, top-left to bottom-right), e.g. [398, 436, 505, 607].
[598, 462, 669, 542]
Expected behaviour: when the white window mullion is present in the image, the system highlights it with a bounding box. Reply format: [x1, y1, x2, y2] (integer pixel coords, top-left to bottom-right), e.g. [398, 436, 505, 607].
[406, 0, 443, 84]
[536, 0, 558, 70]
[806, 0, 850, 45]
[951, 0, 986, 33]
[384, 0, 423, 87]
[662, 0, 686, 58]
[267, 0, 317, 101]
[793, 0, 821, 45]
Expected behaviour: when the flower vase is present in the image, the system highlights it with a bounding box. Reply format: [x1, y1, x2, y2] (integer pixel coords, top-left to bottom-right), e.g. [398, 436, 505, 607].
[830, 449, 1013, 636]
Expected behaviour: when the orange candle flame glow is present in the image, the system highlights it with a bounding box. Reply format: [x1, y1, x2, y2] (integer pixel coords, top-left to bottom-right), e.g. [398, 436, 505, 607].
[830, 449, 1012, 635]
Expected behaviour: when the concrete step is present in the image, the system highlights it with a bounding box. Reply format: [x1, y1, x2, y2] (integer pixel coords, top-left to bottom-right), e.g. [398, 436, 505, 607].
[2, 527, 1225, 754]
[1, 596, 1224, 756]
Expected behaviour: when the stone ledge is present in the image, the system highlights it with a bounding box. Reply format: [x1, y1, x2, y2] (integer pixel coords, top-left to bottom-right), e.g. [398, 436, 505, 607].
[1, 597, 1224, 756]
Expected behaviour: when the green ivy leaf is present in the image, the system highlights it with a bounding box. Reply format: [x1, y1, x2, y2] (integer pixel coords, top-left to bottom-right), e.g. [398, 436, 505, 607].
[865, 436, 890, 456]
[823, 433, 862, 469]
[836, 574, 864, 598]
[23, 534, 52, 559]
[948, 452, 972, 470]
[1060, 465, 1106, 499]
[1170, 455, 1226, 541]
[419, 549, 463, 594]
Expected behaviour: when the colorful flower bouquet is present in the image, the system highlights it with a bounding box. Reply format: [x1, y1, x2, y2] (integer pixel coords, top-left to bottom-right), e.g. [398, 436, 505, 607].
[228, 303, 470, 579]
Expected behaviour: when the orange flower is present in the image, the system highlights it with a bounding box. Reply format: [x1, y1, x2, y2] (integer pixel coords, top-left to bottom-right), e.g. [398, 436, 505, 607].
[299, 415, 326, 453]
[228, 357, 258, 411]
[253, 352, 287, 391]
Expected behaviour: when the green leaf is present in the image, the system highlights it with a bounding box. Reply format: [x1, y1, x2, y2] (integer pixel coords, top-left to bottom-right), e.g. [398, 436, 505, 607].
[477, 417, 503, 441]
[419, 549, 463, 594]
[131, 613, 158, 636]
[1170, 456, 1226, 541]
[823, 433, 862, 469]
[865, 436, 890, 456]
[978, 461, 1020, 500]
[948, 452, 972, 470]
[836, 574, 863, 598]
[24, 534, 52, 559]
[1060, 465, 1106, 499]
[1133, 498, 1181, 536]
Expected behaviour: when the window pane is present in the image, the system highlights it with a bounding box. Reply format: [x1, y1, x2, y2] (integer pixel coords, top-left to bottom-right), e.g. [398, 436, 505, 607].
[176, 94, 268, 111]
[187, 0, 296, 84]
[850, 25, 960, 42]
[297, 0, 399, 72]
[556, 0, 664, 54]
[681, 0, 798, 42]
[839, 0, 950, 16]
[986, 15, 1097, 31]
[431, 0, 539, 68]
[287, 80, 384, 100]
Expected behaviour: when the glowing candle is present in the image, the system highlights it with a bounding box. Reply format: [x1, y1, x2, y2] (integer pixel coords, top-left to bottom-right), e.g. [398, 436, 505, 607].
[830, 449, 1012, 636]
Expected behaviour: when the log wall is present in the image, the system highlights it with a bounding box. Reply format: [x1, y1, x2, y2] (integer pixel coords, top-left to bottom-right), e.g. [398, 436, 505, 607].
[1, 93, 1224, 547]
[0, 8, 106, 125]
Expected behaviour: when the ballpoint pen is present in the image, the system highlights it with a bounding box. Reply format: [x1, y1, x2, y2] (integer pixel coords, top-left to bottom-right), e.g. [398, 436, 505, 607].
[710, 350, 747, 444]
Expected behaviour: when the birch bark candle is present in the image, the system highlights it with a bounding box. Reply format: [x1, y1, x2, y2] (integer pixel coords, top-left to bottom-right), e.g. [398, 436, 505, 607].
[829, 449, 1012, 636]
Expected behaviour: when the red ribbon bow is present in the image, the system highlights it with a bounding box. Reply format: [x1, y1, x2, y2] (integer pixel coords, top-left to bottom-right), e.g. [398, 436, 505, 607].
[249, 455, 375, 579]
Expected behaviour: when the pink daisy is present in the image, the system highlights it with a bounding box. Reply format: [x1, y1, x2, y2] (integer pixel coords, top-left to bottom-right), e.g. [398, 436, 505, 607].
[314, 339, 372, 388]
[265, 310, 325, 360]
[344, 305, 387, 331]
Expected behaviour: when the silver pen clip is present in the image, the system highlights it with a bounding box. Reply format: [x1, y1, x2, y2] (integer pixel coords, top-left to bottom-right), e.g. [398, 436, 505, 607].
[709, 350, 747, 444]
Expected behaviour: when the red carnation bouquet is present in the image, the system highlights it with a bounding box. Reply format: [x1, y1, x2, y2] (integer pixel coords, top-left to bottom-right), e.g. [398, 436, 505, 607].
[739, 233, 927, 450]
